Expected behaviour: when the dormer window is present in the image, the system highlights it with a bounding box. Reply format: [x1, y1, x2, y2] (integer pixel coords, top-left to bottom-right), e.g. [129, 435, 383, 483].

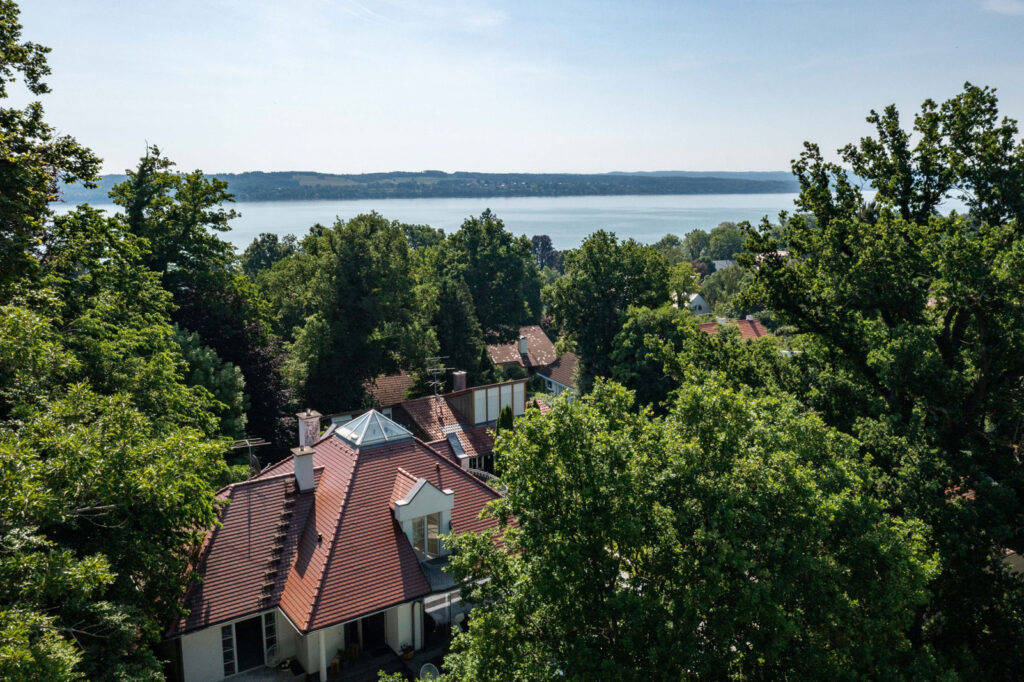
[411, 512, 442, 559]
[392, 468, 454, 561]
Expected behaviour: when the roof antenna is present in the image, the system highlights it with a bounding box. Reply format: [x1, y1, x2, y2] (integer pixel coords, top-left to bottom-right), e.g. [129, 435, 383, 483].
[425, 356, 449, 401]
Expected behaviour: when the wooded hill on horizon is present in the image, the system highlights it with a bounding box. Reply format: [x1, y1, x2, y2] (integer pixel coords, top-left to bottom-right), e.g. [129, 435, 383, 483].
[61, 169, 799, 203]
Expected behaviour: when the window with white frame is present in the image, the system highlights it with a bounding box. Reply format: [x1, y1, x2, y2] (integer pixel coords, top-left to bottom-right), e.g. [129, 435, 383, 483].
[221, 625, 235, 677]
[263, 612, 277, 661]
[411, 512, 442, 559]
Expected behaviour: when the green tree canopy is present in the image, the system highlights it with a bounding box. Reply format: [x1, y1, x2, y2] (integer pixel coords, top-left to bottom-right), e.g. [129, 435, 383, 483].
[707, 221, 744, 259]
[241, 232, 297, 280]
[547, 231, 669, 388]
[282, 213, 437, 410]
[445, 380, 939, 680]
[0, 0, 99, 294]
[446, 210, 542, 340]
[741, 82, 1024, 675]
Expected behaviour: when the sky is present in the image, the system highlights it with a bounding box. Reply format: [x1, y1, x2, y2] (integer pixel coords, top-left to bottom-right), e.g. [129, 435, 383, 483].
[11, 0, 1024, 175]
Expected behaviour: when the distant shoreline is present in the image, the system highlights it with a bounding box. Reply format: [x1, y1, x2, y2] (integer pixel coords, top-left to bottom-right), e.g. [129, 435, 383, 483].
[61, 170, 799, 204]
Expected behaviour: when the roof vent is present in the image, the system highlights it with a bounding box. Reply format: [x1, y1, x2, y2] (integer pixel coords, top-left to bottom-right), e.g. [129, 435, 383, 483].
[336, 409, 413, 447]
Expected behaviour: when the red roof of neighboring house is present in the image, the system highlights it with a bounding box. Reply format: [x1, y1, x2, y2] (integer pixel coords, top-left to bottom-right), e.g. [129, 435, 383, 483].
[698, 318, 771, 340]
[486, 325, 556, 369]
[173, 419, 504, 637]
[537, 352, 578, 390]
[399, 395, 462, 442]
[364, 372, 414, 408]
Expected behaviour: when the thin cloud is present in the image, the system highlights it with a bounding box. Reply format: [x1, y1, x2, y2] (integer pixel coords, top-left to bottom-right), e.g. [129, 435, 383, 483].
[981, 0, 1024, 15]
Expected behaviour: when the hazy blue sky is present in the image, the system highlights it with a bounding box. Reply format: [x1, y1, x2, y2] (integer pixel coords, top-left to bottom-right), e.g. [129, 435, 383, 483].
[12, 0, 1024, 175]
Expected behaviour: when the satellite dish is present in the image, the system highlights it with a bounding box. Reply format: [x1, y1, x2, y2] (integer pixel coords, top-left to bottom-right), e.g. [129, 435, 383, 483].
[419, 662, 440, 680]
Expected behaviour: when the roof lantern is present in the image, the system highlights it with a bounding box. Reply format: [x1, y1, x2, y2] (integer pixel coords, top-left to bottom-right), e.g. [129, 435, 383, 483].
[336, 409, 413, 447]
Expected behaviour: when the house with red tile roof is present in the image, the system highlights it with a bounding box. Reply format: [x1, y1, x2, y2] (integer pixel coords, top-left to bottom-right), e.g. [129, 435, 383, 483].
[168, 409, 508, 682]
[363, 371, 415, 409]
[537, 352, 578, 395]
[486, 325, 556, 372]
[699, 316, 771, 340]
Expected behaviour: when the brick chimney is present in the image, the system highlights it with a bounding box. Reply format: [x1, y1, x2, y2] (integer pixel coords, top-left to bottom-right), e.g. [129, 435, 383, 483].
[291, 446, 315, 492]
[296, 409, 322, 448]
[452, 370, 467, 392]
[518, 335, 528, 355]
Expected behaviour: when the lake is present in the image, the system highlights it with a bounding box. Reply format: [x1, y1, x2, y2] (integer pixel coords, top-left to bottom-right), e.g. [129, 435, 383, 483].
[64, 193, 806, 250]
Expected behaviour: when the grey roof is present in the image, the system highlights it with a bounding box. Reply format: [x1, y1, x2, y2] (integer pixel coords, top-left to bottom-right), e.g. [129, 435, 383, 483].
[336, 409, 413, 447]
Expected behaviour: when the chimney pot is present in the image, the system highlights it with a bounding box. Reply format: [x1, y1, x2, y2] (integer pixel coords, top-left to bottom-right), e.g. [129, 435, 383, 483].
[518, 335, 528, 355]
[296, 409, 323, 448]
[291, 446, 315, 492]
[452, 370, 467, 392]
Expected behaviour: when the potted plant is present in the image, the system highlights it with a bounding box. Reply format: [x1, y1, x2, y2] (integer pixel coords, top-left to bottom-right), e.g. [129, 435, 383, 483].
[400, 644, 414, 660]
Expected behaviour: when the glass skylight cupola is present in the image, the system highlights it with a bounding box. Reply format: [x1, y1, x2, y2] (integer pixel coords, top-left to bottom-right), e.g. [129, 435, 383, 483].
[336, 409, 412, 447]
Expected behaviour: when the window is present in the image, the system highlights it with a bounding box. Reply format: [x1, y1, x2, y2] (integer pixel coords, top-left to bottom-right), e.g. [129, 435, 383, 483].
[221, 624, 236, 677]
[411, 512, 442, 559]
[263, 612, 277, 660]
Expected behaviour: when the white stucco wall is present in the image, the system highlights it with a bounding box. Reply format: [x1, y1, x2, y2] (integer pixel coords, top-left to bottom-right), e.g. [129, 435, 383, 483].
[300, 622, 344, 679]
[385, 602, 415, 654]
[181, 626, 223, 682]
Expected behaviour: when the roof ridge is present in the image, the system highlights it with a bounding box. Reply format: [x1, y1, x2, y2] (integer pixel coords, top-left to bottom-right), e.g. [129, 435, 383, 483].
[303, 445, 361, 631]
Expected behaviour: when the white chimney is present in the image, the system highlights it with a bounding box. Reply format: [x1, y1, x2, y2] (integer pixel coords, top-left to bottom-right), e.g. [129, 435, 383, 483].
[296, 409, 322, 448]
[291, 446, 315, 492]
[452, 370, 467, 392]
[746, 314, 754, 321]
[518, 335, 527, 355]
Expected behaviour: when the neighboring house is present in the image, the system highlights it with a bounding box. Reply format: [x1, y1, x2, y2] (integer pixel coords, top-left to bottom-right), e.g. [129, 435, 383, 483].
[363, 371, 415, 410]
[167, 409, 507, 682]
[699, 315, 771, 339]
[712, 259, 736, 271]
[687, 292, 710, 314]
[537, 352, 578, 395]
[486, 325, 556, 373]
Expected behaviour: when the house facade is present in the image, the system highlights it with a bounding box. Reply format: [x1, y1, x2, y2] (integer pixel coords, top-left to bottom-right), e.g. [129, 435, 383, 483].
[537, 352, 578, 396]
[167, 409, 508, 682]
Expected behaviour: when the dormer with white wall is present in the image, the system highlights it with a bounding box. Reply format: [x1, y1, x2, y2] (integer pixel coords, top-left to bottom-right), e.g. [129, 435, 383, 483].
[392, 468, 454, 560]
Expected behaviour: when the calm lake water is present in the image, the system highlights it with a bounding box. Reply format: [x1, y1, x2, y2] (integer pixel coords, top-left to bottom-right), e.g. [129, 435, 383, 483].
[64, 193, 805, 250]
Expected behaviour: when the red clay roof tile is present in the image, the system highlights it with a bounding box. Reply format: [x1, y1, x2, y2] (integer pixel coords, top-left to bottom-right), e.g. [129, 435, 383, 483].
[486, 325, 556, 369]
[174, 420, 504, 637]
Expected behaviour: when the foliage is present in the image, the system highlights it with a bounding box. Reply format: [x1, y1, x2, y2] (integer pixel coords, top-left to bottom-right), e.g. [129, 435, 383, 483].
[282, 213, 437, 410]
[700, 262, 752, 315]
[547, 231, 669, 389]
[530, 234, 561, 271]
[741, 82, 1024, 675]
[112, 149, 292, 451]
[241, 232, 296, 280]
[708, 221, 744, 259]
[173, 326, 248, 438]
[446, 210, 542, 340]
[609, 304, 696, 409]
[401, 222, 445, 250]
[667, 260, 698, 305]
[444, 380, 940, 681]
[0, 0, 100, 294]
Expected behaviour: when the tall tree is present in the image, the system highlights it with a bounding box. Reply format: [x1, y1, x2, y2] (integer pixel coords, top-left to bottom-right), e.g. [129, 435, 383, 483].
[707, 221, 744, 259]
[283, 213, 437, 410]
[447, 210, 542, 340]
[530, 234, 560, 270]
[0, 0, 99, 295]
[241, 232, 297, 280]
[445, 380, 940, 680]
[111, 149, 292, 450]
[742, 83, 1024, 676]
[547, 231, 669, 388]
